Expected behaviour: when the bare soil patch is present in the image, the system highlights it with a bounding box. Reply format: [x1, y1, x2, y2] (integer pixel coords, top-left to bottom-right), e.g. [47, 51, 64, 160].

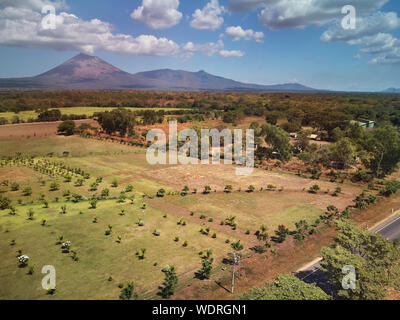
[0, 119, 99, 140]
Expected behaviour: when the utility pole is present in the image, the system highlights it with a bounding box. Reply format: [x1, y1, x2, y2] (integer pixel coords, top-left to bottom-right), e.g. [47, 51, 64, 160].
[237, 254, 241, 278]
[231, 253, 236, 294]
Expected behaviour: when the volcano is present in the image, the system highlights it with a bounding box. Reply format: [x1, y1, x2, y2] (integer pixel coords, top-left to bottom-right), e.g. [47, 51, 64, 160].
[0, 53, 320, 92]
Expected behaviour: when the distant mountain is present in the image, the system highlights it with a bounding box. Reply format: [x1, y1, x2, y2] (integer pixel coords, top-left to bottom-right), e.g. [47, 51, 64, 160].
[382, 88, 400, 93]
[0, 53, 321, 92]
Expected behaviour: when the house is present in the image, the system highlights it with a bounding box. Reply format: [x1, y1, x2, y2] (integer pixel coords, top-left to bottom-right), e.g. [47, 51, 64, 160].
[350, 119, 375, 129]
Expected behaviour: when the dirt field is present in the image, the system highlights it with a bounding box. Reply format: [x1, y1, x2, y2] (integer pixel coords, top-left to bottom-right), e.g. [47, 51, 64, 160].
[141, 162, 361, 199]
[173, 193, 400, 300]
[0, 119, 99, 140]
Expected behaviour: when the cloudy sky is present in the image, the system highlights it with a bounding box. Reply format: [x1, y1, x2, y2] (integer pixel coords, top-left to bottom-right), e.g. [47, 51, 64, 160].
[0, 0, 399, 91]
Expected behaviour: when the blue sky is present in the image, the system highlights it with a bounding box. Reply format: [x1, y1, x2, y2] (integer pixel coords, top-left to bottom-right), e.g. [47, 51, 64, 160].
[0, 0, 399, 91]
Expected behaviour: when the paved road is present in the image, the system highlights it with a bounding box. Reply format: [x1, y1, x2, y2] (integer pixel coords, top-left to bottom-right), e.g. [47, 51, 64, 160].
[296, 211, 400, 294]
[373, 213, 400, 242]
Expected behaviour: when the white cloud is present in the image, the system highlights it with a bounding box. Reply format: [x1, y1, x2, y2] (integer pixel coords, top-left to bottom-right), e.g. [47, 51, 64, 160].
[319, 11, 400, 65]
[261, 0, 389, 30]
[0, 6, 179, 56]
[227, 0, 389, 30]
[182, 40, 244, 59]
[0, 0, 67, 10]
[131, 0, 182, 29]
[219, 49, 245, 58]
[227, 0, 399, 65]
[183, 39, 224, 58]
[353, 33, 399, 54]
[190, 0, 225, 31]
[225, 26, 264, 42]
[321, 12, 400, 43]
[227, 0, 267, 12]
[343, 33, 400, 65]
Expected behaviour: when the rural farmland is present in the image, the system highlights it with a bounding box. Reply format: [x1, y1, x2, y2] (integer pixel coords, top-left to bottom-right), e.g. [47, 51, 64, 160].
[1, 0, 400, 308]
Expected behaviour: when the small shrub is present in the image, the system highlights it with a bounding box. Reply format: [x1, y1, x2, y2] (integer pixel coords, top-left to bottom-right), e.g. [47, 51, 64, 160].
[119, 282, 137, 300]
[308, 185, 320, 194]
[253, 245, 267, 254]
[47, 288, 56, 295]
[61, 241, 71, 252]
[105, 225, 113, 236]
[157, 189, 166, 197]
[111, 179, 119, 188]
[18, 255, 29, 267]
[27, 208, 35, 220]
[89, 199, 97, 209]
[27, 265, 35, 275]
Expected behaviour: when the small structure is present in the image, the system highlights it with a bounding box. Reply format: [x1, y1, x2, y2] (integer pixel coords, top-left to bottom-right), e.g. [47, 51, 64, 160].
[289, 133, 298, 139]
[309, 134, 319, 141]
[271, 151, 281, 159]
[350, 119, 375, 129]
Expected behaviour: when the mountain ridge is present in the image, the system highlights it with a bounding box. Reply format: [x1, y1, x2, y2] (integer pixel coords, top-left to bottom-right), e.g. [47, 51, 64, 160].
[0, 53, 321, 92]
[382, 88, 400, 94]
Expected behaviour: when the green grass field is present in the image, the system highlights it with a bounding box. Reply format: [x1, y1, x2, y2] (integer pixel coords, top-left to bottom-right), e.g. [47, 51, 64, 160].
[0, 136, 362, 299]
[0, 107, 187, 122]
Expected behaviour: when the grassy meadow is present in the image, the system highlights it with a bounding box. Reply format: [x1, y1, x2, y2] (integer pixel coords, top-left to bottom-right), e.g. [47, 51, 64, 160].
[0, 136, 364, 299]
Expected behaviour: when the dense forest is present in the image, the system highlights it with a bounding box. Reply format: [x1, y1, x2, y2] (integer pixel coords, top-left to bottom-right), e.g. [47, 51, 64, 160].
[0, 90, 399, 121]
[2, 90, 400, 179]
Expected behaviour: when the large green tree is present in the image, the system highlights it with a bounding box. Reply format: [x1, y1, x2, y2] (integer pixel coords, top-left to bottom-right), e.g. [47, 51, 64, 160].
[240, 274, 330, 300]
[57, 120, 76, 136]
[261, 124, 292, 161]
[329, 138, 357, 169]
[96, 108, 136, 137]
[364, 126, 400, 177]
[320, 220, 400, 300]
